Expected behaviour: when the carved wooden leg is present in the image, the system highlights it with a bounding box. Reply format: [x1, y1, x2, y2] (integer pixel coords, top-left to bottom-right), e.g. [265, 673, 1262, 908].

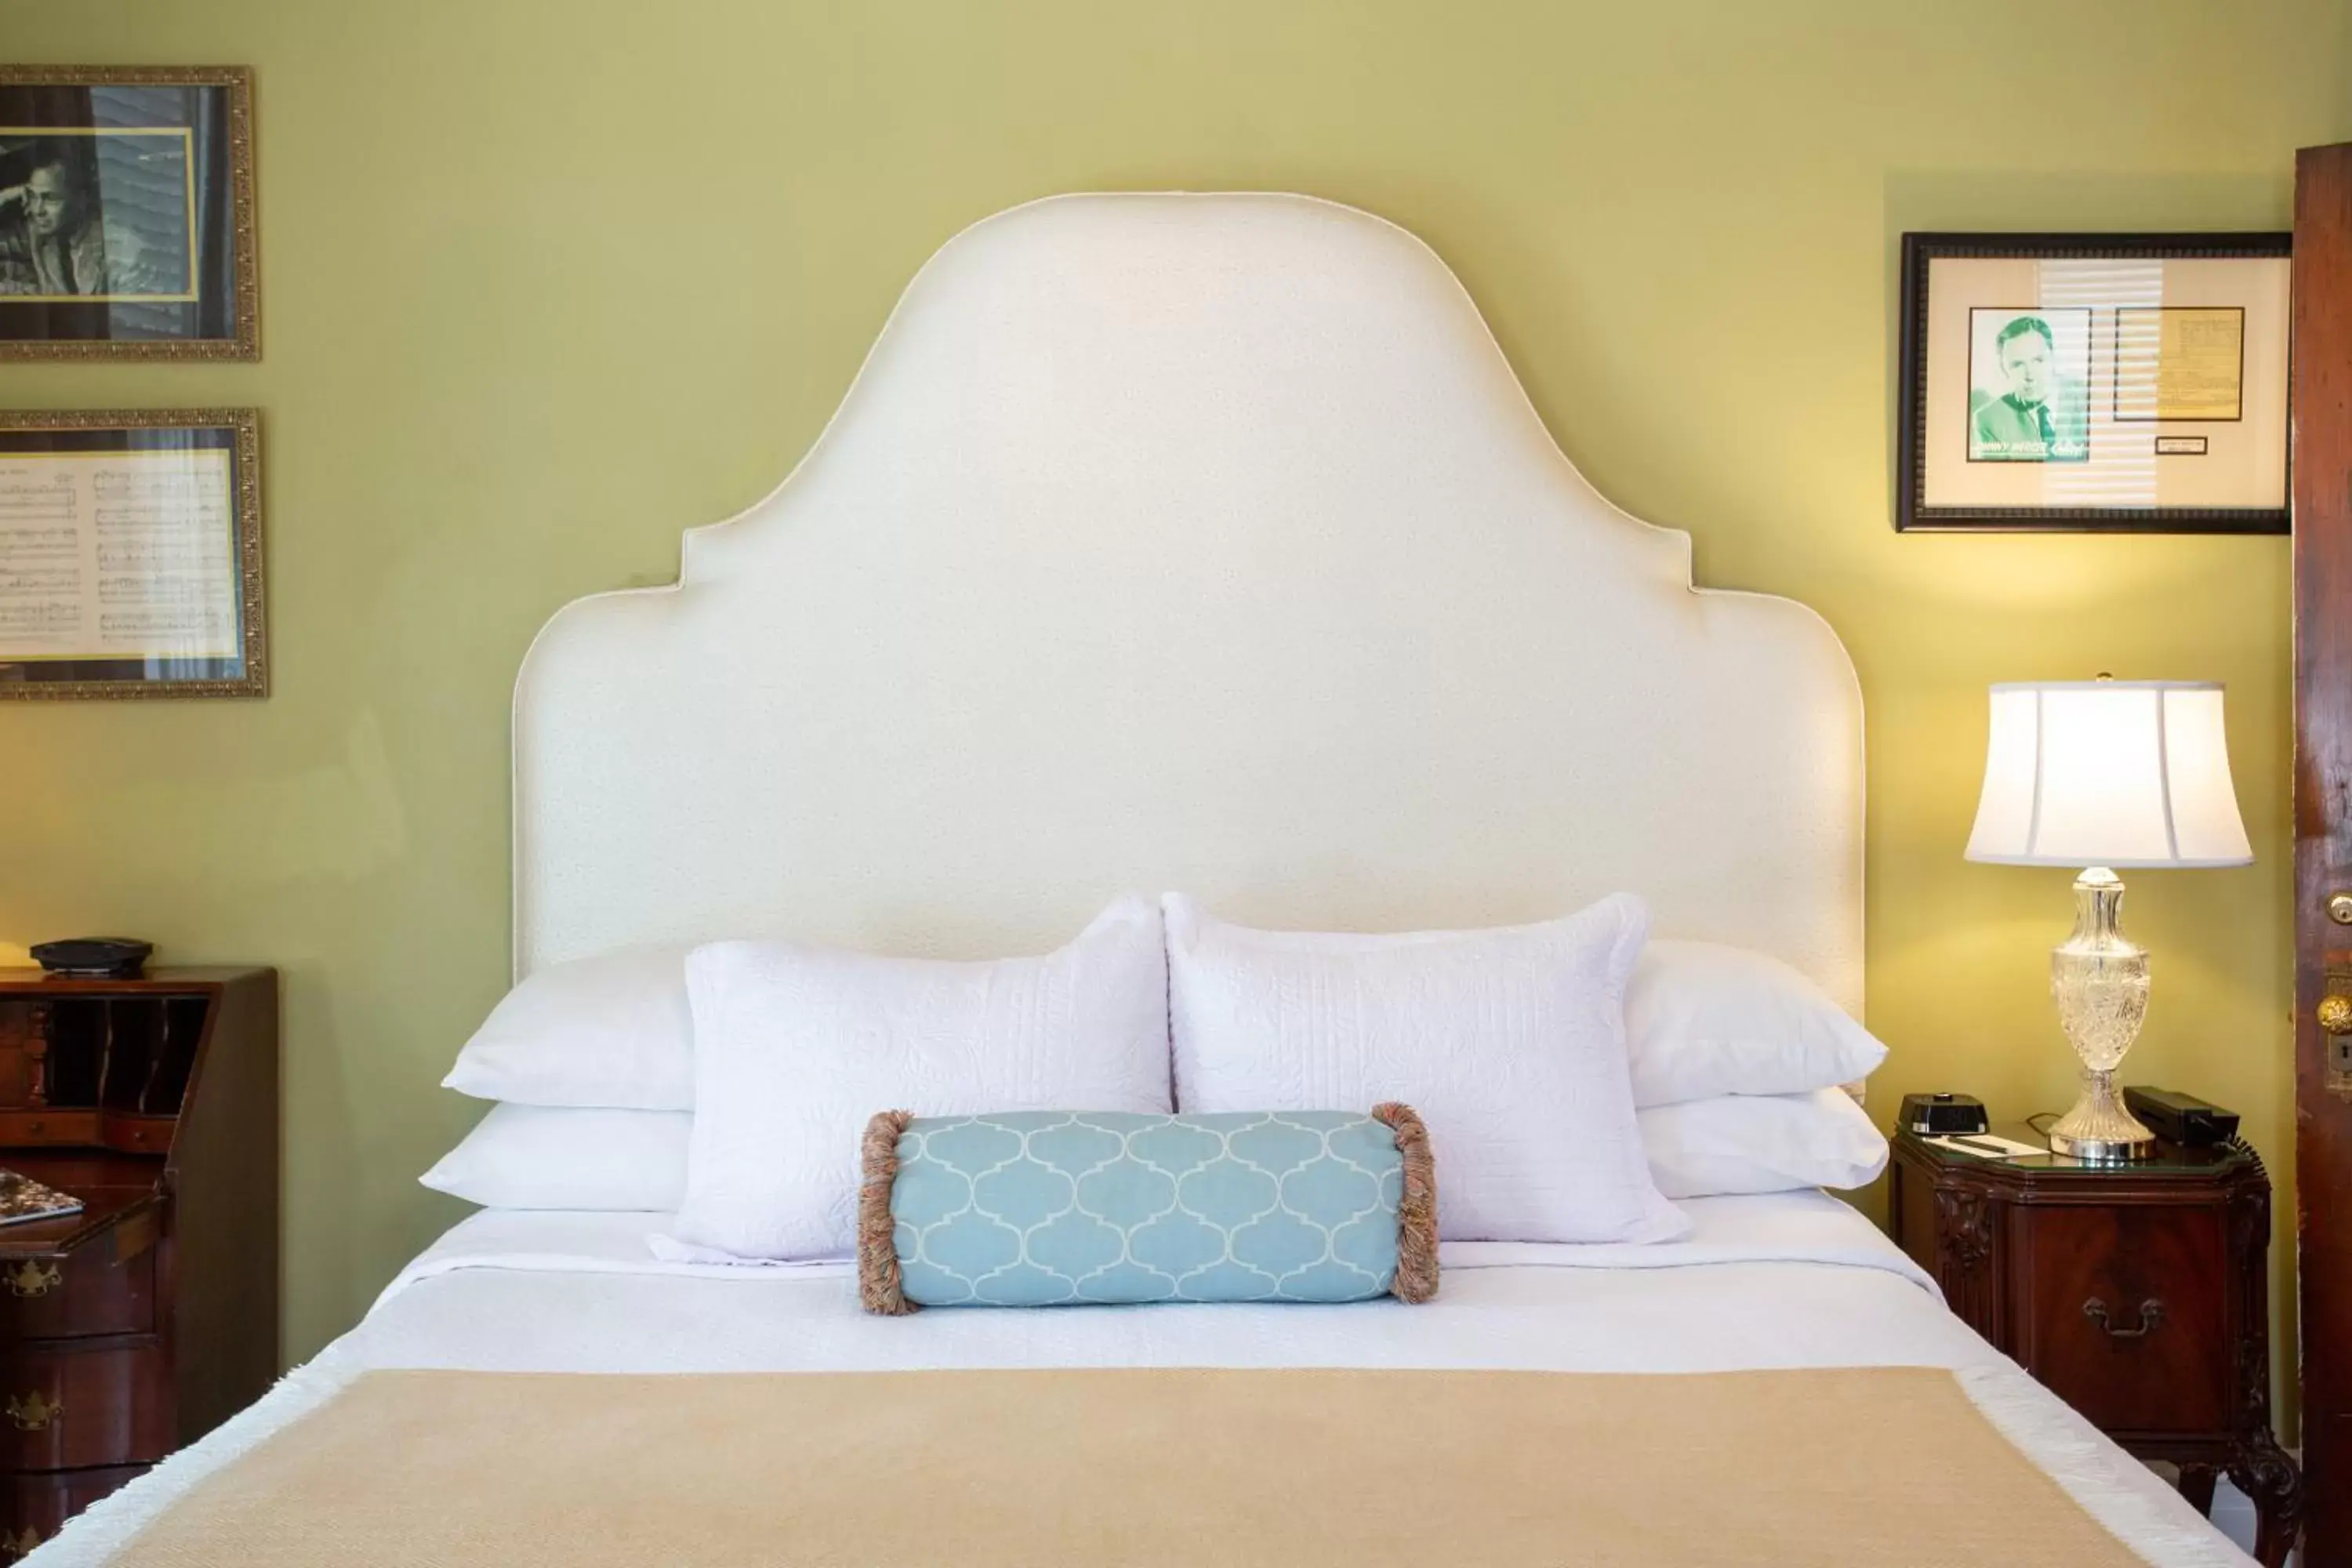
[2176, 1463, 2217, 1517]
[2226, 1427, 2303, 1568]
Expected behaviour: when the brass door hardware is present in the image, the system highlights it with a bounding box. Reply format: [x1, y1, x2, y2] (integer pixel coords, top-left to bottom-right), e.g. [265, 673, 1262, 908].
[2326, 964, 2352, 1102]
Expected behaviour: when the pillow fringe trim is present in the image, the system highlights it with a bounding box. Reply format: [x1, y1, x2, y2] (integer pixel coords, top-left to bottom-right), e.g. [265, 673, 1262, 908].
[858, 1109, 918, 1316]
[1371, 1101, 1439, 1303]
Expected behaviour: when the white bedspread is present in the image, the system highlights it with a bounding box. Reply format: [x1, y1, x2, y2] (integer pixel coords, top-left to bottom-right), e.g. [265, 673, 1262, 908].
[36, 1192, 2249, 1566]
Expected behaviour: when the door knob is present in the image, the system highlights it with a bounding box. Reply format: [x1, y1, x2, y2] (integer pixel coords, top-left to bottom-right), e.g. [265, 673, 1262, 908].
[2321, 994, 2352, 1035]
[2332, 893, 2352, 925]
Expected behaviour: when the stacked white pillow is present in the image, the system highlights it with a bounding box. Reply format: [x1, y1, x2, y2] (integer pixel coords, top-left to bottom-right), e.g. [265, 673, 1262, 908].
[1624, 940, 1886, 1107]
[1638, 1087, 1888, 1200]
[427, 898, 1175, 1236]
[427, 897, 1891, 1239]
[423, 1103, 688, 1211]
[439, 944, 695, 1110]
[1623, 940, 1890, 1197]
[425, 941, 699, 1212]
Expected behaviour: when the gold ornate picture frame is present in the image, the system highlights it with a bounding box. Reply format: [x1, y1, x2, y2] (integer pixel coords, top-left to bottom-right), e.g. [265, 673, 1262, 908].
[0, 409, 267, 699]
[0, 67, 258, 361]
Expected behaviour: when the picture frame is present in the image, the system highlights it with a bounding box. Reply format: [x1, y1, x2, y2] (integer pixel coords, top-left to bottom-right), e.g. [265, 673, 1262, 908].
[0, 66, 258, 360]
[1896, 231, 2292, 533]
[0, 409, 267, 699]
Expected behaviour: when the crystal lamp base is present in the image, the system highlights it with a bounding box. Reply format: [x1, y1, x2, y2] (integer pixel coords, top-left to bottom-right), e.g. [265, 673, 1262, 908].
[2045, 1066, 2154, 1162]
[2045, 867, 2155, 1164]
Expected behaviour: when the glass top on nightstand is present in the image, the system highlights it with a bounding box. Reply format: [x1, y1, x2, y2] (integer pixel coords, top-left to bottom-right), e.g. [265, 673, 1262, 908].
[1900, 1123, 2259, 1176]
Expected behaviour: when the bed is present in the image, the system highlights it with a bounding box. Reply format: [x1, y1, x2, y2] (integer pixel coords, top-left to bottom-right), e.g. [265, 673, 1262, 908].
[33, 192, 2255, 1565]
[46, 1196, 2239, 1565]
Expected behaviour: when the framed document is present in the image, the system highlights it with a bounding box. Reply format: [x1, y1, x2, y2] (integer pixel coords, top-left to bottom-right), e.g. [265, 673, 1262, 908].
[0, 410, 265, 699]
[1897, 232, 2291, 533]
[0, 67, 258, 360]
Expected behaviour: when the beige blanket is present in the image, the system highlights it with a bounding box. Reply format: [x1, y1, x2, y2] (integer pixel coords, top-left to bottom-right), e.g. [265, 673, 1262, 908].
[111, 1365, 2147, 1566]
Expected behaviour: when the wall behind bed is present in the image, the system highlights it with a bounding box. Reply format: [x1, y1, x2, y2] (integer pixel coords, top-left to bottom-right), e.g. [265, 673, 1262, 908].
[2, 0, 2346, 1409]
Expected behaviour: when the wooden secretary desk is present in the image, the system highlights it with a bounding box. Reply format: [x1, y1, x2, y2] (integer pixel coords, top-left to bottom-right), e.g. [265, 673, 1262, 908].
[0, 967, 278, 1558]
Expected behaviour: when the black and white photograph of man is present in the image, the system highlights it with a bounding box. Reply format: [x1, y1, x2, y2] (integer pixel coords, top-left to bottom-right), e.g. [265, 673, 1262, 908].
[1966, 307, 2092, 462]
[0, 131, 192, 299]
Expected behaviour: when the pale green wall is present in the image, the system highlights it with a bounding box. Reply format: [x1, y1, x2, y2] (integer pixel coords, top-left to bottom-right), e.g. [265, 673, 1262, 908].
[3, 2, 2347, 1396]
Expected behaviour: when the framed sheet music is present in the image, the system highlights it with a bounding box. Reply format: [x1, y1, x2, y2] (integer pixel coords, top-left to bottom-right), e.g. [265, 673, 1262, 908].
[1896, 232, 2292, 533]
[0, 409, 266, 699]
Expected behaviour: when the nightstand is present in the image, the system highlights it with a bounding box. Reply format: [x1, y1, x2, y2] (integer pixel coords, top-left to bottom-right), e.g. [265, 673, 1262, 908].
[0, 968, 278, 1559]
[1886, 1126, 2301, 1566]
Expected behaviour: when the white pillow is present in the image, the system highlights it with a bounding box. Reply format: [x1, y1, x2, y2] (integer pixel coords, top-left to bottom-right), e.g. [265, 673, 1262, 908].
[1624, 940, 1887, 1108]
[665, 896, 1173, 1261]
[1164, 892, 1686, 1245]
[443, 946, 693, 1110]
[421, 1104, 688, 1211]
[1638, 1087, 1889, 1200]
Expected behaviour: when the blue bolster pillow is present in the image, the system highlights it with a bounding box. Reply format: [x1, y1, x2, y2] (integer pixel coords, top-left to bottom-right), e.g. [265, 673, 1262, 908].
[858, 1106, 1437, 1312]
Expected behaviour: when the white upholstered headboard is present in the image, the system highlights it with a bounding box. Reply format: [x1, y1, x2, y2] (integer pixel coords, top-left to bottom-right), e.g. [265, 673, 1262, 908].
[514, 194, 1864, 1009]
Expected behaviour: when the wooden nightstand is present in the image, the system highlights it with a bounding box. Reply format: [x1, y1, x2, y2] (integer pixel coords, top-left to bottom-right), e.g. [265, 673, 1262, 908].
[1887, 1125, 2301, 1566]
[0, 968, 278, 1560]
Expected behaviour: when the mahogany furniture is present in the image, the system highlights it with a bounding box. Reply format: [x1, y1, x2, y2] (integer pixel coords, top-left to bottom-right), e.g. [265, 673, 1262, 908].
[0, 967, 277, 1559]
[1887, 1126, 2299, 1566]
[2295, 136, 2352, 1568]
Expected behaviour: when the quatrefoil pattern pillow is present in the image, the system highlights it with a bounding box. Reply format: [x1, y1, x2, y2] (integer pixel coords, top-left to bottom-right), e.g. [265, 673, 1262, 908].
[858, 1107, 1436, 1312]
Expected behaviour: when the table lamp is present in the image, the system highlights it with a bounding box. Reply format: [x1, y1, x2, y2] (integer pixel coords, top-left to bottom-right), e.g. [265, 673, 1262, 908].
[1963, 679, 2252, 1160]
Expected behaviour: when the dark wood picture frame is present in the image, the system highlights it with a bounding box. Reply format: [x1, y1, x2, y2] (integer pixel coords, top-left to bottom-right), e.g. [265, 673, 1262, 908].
[0, 409, 267, 700]
[0, 66, 258, 361]
[1897, 231, 2292, 534]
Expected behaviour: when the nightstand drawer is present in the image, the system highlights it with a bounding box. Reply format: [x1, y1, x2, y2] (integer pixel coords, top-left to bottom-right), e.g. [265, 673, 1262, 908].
[0, 1240, 157, 1342]
[2013, 1203, 2229, 1436]
[0, 1343, 172, 1472]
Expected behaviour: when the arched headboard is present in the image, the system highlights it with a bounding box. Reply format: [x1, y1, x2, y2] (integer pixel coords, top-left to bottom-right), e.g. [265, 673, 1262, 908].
[514, 194, 1864, 1010]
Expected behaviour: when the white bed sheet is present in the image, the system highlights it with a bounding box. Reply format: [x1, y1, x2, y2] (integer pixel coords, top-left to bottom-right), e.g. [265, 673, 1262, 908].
[38, 1191, 2249, 1566]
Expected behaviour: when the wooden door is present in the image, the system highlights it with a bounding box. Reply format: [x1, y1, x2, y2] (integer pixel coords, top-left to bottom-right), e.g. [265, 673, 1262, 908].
[2296, 138, 2352, 1568]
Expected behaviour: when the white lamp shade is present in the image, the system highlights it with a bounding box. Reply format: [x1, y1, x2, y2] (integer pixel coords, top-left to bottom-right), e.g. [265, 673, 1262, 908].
[1965, 681, 2252, 869]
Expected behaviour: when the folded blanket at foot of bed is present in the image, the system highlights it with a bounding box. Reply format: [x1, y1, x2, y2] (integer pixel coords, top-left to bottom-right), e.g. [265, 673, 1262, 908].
[101, 1363, 2150, 1568]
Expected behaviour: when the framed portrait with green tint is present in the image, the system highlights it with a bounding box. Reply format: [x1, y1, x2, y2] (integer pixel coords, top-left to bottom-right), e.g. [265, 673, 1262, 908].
[0, 67, 257, 360]
[1897, 232, 2290, 533]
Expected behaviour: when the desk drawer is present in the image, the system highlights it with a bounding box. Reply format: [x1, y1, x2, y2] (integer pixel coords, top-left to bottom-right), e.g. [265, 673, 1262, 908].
[0, 1464, 147, 1561]
[0, 1112, 99, 1149]
[0, 1111, 176, 1154]
[0, 1342, 170, 1472]
[0, 1236, 156, 1342]
[2013, 1203, 2229, 1436]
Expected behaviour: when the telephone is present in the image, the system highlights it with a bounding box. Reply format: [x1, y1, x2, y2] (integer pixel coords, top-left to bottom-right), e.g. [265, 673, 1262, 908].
[27, 938, 152, 978]
[2121, 1086, 2240, 1147]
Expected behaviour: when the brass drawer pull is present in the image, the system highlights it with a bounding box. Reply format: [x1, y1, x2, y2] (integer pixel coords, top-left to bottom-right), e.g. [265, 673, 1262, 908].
[5, 1261, 60, 1299]
[5, 1391, 60, 1431]
[2082, 1296, 2165, 1338]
